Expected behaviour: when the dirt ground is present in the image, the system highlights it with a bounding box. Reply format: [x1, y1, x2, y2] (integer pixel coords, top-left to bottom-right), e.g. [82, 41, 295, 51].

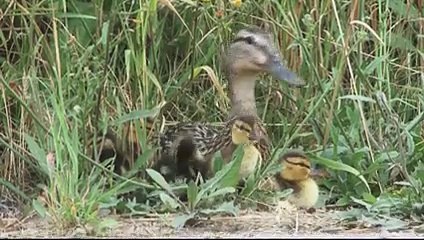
[1, 201, 424, 238]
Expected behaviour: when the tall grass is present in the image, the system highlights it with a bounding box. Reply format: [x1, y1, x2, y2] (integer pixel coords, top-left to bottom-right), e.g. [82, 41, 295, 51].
[1, 0, 423, 232]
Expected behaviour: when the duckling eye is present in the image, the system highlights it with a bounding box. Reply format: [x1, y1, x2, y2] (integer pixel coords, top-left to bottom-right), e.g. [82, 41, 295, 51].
[233, 124, 242, 131]
[238, 125, 250, 133]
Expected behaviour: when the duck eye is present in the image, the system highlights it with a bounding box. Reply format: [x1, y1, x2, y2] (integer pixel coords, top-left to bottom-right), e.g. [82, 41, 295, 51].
[245, 36, 254, 45]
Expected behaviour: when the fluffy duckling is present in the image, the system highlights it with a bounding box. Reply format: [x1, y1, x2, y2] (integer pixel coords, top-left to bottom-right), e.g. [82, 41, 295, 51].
[275, 150, 320, 211]
[230, 115, 262, 183]
[87, 116, 156, 176]
[87, 129, 130, 175]
[151, 134, 209, 183]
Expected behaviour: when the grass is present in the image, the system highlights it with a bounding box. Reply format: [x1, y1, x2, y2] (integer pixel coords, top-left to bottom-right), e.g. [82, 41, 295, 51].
[1, 0, 423, 235]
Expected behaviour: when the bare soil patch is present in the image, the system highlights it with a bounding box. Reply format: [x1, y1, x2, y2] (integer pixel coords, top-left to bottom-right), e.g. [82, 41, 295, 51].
[2, 202, 424, 238]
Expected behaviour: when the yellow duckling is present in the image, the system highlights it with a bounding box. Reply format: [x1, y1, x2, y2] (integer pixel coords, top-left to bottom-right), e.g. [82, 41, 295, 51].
[230, 115, 262, 182]
[274, 150, 320, 210]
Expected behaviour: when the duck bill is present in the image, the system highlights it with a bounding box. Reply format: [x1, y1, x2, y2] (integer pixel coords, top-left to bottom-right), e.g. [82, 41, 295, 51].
[268, 59, 305, 87]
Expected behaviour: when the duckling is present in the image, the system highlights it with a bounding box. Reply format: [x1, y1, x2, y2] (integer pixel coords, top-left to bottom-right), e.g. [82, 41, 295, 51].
[230, 115, 262, 183]
[153, 114, 261, 185]
[87, 128, 130, 175]
[87, 116, 156, 176]
[155, 121, 221, 182]
[157, 26, 305, 182]
[274, 150, 320, 211]
[151, 134, 209, 183]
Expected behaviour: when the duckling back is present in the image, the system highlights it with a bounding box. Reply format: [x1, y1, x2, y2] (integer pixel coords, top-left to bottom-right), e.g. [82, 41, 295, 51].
[153, 134, 213, 183]
[173, 135, 212, 181]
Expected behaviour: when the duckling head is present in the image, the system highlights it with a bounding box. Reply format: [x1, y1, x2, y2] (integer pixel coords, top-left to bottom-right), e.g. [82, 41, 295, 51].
[88, 130, 130, 175]
[278, 150, 312, 182]
[88, 131, 117, 163]
[223, 26, 305, 87]
[230, 115, 259, 145]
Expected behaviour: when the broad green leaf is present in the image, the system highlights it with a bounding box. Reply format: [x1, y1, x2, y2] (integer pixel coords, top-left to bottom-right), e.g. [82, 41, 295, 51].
[196, 148, 243, 202]
[25, 134, 49, 176]
[363, 55, 388, 75]
[159, 192, 180, 210]
[212, 153, 224, 174]
[55, 13, 97, 20]
[146, 67, 165, 99]
[405, 111, 424, 132]
[334, 208, 365, 221]
[388, 33, 416, 51]
[0, 178, 31, 202]
[125, 49, 131, 80]
[207, 187, 235, 199]
[145, 168, 172, 193]
[371, 196, 403, 213]
[387, 0, 420, 19]
[173, 213, 196, 230]
[100, 21, 110, 47]
[95, 218, 119, 231]
[312, 155, 371, 193]
[375, 151, 400, 162]
[336, 195, 351, 207]
[199, 201, 239, 216]
[218, 145, 244, 188]
[339, 95, 376, 103]
[32, 199, 47, 218]
[361, 160, 385, 176]
[405, 131, 415, 156]
[362, 192, 377, 205]
[240, 174, 255, 196]
[275, 188, 293, 199]
[113, 106, 163, 125]
[350, 196, 372, 212]
[362, 215, 407, 231]
[187, 181, 199, 210]
[98, 200, 119, 209]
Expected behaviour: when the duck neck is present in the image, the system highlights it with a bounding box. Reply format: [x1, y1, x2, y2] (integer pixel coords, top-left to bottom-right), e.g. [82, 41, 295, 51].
[228, 72, 259, 118]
